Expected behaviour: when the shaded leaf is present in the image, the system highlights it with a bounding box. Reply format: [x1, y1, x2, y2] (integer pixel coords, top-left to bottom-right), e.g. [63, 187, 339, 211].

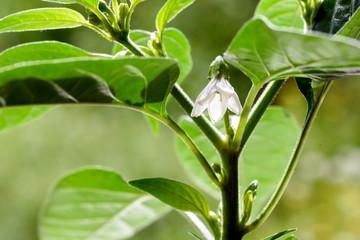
[39, 167, 169, 240]
[313, 0, 360, 34]
[0, 52, 179, 114]
[129, 178, 210, 218]
[295, 78, 315, 114]
[156, 0, 195, 36]
[338, 7, 360, 38]
[255, 0, 303, 29]
[0, 8, 90, 33]
[225, 18, 360, 86]
[261, 229, 296, 240]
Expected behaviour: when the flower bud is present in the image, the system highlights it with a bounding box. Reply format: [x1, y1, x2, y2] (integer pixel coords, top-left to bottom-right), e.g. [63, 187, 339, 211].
[88, 12, 102, 27]
[148, 31, 166, 56]
[118, 3, 130, 32]
[299, 0, 323, 29]
[208, 56, 229, 80]
[240, 180, 258, 225]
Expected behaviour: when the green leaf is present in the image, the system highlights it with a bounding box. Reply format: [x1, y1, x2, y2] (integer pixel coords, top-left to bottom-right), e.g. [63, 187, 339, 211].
[156, 0, 195, 36]
[43, 0, 100, 12]
[175, 107, 300, 206]
[338, 7, 360, 38]
[313, 0, 360, 34]
[295, 77, 314, 114]
[261, 229, 296, 240]
[113, 28, 191, 83]
[240, 107, 300, 217]
[39, 167, 169, 240]
[254, 0, 303, 29]
[0, 50, 179, 114]
[225, 18, 360, 86]
[129, 178, 210, 218]
[0, 8, 90, 33]
[284, 237, 298, 240]
[175, 116, 221, 199]
[0, 106, 51, 132]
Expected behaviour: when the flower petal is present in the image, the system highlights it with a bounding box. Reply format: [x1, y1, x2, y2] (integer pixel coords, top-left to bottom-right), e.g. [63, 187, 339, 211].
[191, 101, 207, 117]
[208, 93, 226, 124]
[227, 93, 242, 115]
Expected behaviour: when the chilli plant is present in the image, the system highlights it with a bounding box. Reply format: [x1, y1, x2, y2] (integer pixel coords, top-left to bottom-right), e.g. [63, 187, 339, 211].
[1, 0, 360, 239]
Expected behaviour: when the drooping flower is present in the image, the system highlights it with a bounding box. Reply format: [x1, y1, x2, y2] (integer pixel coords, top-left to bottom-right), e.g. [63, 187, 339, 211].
[191, 56, 242, 124]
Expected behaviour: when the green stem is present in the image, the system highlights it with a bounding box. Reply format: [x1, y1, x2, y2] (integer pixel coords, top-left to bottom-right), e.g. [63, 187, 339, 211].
[234, 84, 261, 150]
[171, 84, 226, 151]
[220, 149, 241, 240]
[116, 36, 145, 56]
[223, 111, 233, 141]
[248, 81, 333, 230]
[241, 80, 285, 146]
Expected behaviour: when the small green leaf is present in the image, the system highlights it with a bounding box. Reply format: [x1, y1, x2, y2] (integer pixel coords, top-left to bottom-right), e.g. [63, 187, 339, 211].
[284, 237, 298, 240]
[313, 0, 360, 34]
[255, 0, 303, 29]
[129, 178, 210, 218]
[156, 0, 195, 36]
[261, 229, 297, 240]
[225, 18, 360, 86]
[295, 77, 314, 115]
[0, 8, 90, 33]
[39, 167, 170, 240]
[113, 28, 192, 83]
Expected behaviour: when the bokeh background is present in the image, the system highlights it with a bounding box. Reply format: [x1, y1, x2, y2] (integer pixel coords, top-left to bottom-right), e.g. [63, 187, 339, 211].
[1, 0, 360, 239]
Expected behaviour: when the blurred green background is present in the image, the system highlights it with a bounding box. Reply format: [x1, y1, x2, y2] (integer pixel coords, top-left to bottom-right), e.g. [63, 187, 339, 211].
[1, 0, 360, 239]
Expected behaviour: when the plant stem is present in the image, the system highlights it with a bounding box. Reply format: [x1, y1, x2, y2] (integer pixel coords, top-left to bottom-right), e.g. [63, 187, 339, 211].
[248, 81, 333, 230]
[241, 80, 284, 146]
[220, 149, 241, 240]
[234, 84, 261, 150]
[223, 111, 233, 141]
[171, 84, 226, 151]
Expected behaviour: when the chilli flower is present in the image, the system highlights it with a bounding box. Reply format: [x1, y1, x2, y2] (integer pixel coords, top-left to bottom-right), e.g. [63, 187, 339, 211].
[191, 56, 242, 124]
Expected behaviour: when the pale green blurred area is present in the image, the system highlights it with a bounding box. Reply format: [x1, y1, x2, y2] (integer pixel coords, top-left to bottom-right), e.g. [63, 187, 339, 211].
[0, 0, 360, 240]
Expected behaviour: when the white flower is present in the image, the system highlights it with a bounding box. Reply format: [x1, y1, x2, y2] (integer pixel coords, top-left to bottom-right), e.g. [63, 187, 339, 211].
[191, 77, 242, 124]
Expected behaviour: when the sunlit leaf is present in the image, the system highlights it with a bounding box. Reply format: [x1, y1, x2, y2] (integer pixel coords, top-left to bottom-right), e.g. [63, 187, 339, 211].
[0, 8, 90, 33]
[39, 167, 169, 240]
[130, 178, 210, 218]
[255, 0, 303, 29]
[225, 18, 360, 85]
[43, 0, 100, 12]
[156, 0, 195, 36]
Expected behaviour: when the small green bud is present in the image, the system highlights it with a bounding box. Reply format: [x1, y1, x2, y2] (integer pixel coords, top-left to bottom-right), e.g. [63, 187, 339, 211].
[208, 56, 229, 80]
[298, 0, 323, 29]
[98, 0, 110, 12]
[148, 32, 166, 56]
[118, 3, 130, 31]
[240, 180, 258, 225]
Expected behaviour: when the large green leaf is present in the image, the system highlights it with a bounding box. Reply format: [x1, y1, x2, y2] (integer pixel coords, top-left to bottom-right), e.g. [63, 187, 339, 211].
[0, 8, 90, 33]
[225, 18, 360, 86]
[338, 7, 360, 38]
[313, 0, 360, 34]
[240, 107, 299, 217]
[156, 0, 195, 36]
[113, 28, 192, 83]
[0, 46, 179, 114]
[39, 167, 169, 240]
[254, 0, 303, 29]
[129, 178, 210, 218]
[175, 107, 300, 208]
[43, 0, 100, 11]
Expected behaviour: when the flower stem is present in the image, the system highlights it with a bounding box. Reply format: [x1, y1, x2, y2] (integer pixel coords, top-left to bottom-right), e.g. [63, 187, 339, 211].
[171, 84, 226, 151]
[248, 80, 333, 230]
[233, 84, 261, 150]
